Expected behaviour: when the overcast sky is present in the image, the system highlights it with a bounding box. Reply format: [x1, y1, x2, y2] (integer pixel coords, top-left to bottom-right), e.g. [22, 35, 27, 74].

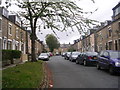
[1, 0, 120, 44]
[37, 0, 120, 44]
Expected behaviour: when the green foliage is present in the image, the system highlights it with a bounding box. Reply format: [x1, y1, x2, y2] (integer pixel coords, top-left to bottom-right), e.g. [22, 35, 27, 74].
[45, 34, 60, 52]
[2, 61, 44, 88]
[12, 50, 22, 59]
[2, 50, 22, 60]
[2, 50, 13, 61]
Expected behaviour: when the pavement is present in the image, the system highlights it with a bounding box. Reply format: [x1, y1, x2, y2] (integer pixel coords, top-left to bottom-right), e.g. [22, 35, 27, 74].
[2, 62, 25, 70]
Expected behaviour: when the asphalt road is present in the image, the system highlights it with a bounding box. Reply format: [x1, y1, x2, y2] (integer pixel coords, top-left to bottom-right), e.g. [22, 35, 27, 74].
[46, 56, 120, 88]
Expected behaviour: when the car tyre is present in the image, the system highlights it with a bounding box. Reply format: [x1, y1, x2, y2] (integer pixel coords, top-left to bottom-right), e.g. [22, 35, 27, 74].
[83, 60, 87, 66]
[71, 59, 73, 62]
[76, 60, 79, 64]
[96, 63, 101, 70]
[109, 66, 115, 75]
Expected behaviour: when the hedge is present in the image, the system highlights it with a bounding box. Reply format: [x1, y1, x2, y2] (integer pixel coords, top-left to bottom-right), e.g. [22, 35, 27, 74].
[2, 50, 22, 64]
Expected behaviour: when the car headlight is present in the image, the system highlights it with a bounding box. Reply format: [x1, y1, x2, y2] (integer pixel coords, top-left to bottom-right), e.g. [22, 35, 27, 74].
[115, 62, 120, 67]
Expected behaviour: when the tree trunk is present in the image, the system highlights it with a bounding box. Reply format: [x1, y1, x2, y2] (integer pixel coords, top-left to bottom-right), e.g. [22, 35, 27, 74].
[31, 34, 37, 62]
[27, 2, 38, 62]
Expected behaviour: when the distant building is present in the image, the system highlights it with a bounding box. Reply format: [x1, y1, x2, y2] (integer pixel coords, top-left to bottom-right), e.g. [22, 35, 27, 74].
[54, 44, 71, 54]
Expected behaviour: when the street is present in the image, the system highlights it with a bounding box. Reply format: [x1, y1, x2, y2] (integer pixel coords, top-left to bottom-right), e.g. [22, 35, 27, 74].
[46, 56, 119, 88]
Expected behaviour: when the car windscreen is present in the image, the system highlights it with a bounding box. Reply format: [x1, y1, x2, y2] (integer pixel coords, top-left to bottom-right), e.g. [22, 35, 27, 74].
[40, 53, 47, 56]
[72, 52, 80, 55]
[86, 52, 98, 56]
[109, 51, 120, 59]
[67, 52, 71, 55]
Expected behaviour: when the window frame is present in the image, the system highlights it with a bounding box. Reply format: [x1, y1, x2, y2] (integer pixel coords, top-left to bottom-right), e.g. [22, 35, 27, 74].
[16, 28, 19, 38]
[8, 23, 12, 35]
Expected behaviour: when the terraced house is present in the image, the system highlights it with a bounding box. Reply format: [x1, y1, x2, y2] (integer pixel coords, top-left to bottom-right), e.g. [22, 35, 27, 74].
[96, 2, 120, 52]
[71, 2, 120, 52]
[1, 7, 44, 62]
[1, 7, 28, 62]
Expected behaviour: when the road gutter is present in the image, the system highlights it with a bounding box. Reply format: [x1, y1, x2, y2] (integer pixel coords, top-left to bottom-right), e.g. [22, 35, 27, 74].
[39, 62, 53, 88]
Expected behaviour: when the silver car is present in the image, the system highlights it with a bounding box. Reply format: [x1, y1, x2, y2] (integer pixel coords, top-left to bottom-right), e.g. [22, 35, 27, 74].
[69, 52, 81, 62]
[38, 53, 49, 61]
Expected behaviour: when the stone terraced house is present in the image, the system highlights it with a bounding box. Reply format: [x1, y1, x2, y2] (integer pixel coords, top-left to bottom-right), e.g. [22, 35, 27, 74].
[0, 7, 44, 63]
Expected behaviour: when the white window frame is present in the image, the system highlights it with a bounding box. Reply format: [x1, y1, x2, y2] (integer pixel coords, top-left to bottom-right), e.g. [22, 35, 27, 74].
[15, 41, 19, 50]
[8, 23, 12, 35]
[0, 38, 2, 49]
[16, 28, 19, 38]
[8, 40, 12, 50]
[12, 39, 16, 50]
[108, 26, 112, 37]
[8, 39, 12, 42]
[3, 37, 7, 49]
[108, 40, 112, 42]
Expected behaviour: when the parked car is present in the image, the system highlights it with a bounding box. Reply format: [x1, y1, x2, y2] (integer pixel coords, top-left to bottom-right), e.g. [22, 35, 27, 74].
[48, 52, 53, 57]
[56, 52, 60, 56]
[38, 53, 49, 61]
[97, 50, 120, 74]
[62, 52, 66, 57]
[64, 52, 72, 60]
[69, 52, 81, 62]
[47, 52, 51, 57]
[76, 52, 98, 66]
[76, 53, 85, 64]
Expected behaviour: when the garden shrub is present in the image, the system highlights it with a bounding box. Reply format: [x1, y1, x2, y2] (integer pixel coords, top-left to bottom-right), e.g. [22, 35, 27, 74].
[12, 50, 21, 59]
[2, 50, 22, 65]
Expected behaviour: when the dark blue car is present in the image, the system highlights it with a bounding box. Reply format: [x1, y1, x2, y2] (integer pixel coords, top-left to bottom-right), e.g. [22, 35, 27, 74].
[76, 52, 98, 66]
[97, 50, 120, 74]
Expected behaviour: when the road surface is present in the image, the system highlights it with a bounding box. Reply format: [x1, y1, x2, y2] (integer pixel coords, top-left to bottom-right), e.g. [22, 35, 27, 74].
[46, 56, 119, 88]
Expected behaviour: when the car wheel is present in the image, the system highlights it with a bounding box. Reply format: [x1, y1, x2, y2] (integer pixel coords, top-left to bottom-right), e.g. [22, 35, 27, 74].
[71, 59, 73, 62]
[76, 60, 79, 64]
[83, 60, 87, 66]
[109, 66, 115, 75]
[96, 63, 101, 70]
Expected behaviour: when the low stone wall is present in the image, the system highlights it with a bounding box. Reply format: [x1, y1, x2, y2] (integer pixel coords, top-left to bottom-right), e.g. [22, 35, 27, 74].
[2, 58, 22, 67]
[2, 54, 28, 67]
[13, 58, 22, 64]
[2, 60, 11, 67]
